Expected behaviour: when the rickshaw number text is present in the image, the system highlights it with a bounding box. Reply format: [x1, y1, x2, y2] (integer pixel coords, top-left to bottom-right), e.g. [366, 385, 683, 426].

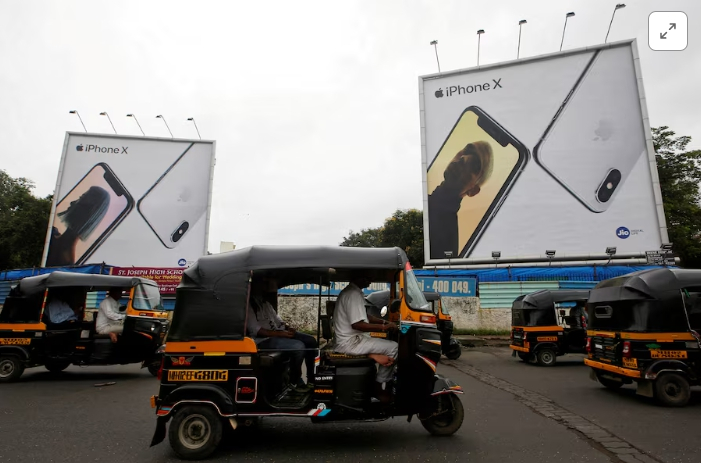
[167, 370, 229, 382]
[537, 336, 558, 342]
[0, 338, 31, 345]
[650, 350, 687, 359]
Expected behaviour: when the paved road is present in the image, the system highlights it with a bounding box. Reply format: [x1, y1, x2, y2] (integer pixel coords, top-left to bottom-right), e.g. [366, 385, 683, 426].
[0, 348, 696, 462]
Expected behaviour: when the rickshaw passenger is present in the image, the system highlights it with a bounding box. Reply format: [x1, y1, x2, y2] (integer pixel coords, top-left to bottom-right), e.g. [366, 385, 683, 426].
[96, 288, 126, 343]
[246, 279, 317, 392]
[333, 276, 398, 401]
[45, 288, 80, 328]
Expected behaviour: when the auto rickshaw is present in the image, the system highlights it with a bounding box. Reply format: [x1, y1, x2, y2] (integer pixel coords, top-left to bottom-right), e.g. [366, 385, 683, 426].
[509, 289, 590, 366]
[366, 290, 462, 359]
[0, 271, 169, 382]
[584, 268, 701, 407]
[149, 246, 464, 460]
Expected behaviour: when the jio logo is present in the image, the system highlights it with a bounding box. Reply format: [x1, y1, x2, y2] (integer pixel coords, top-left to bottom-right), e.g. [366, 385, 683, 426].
[616, 227, 630, 239]
[177, 258, 187, 267]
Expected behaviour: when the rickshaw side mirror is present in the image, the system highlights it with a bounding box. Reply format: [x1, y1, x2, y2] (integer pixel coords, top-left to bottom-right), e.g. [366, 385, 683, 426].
[380, 306, 388, 317]
[389, 299, 401, 314]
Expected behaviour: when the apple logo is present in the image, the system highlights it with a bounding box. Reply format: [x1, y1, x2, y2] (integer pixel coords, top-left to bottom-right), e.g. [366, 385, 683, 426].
[435, 88, 444, 98]
[593, 119, 614, 141]
[76, 144, 84, 151]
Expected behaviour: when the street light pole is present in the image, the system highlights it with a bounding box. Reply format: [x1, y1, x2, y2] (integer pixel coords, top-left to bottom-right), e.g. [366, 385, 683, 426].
[156, 115, 173, 138]
[187, 117, 202, 140]
[126, 114, 145, 136]
[430, 40, 441, 73]
[68, 110, 87, 132]
[99, 112, 117, 134]
[560, 12, 575, 52]
[605, 4, 626, 43]
[517, 20, 527, 59]
[477, 29, 485, 65]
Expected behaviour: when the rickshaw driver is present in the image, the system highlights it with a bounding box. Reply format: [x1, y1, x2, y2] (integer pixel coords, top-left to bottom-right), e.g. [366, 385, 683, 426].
[333, 275, 399, 402]
[96, 288, 127, 343]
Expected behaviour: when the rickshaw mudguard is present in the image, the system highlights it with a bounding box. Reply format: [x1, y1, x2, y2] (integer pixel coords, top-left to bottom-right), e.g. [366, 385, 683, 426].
[0, 345, 31, 361]
[643, 359, 696, 381]
[150, 417, 168, 447]
[160, 384, 236, 415]
[431, 374, 464, 396]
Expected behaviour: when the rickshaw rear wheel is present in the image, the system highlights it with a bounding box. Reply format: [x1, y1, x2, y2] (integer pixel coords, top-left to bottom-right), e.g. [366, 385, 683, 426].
[0, 355, 25, 383]
[654, 373, 690, 407]
[168, 405, 223, 460]
[445, 349, 462, 360]
[420, 394, 465, 436]
[45, 360, 71, 373]
[595, 373, 623, 390]
[536, 349, 556, 367]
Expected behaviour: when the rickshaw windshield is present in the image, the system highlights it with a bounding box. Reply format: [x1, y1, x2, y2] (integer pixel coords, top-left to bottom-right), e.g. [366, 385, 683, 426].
[405, 270, 430, 312]
[132, 283, 164, 311]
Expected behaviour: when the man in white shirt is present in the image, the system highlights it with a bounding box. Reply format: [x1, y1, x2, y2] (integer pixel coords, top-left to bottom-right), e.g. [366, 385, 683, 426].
[96, 288, 127, 343]
[333, 276, 398, 402]
[45, 289, 80, 327]
[246, 279, 318, 392]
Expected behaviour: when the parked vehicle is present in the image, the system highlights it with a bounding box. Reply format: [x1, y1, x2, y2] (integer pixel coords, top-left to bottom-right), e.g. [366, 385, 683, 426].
[585, 268, 701, 407]
[367, 290, 462, 359]
[149, 246, 464, 460]
[510, 289, 590, 366]
[0, 272, 168, 382]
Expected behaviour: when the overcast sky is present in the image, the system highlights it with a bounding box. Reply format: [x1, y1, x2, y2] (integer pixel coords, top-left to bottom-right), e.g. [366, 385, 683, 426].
[1, 0, 699, 253]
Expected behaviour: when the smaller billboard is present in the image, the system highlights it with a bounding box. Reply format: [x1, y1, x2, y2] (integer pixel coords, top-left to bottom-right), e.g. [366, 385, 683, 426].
[278, 276, 476, 298]
[110, 267, 185, 294]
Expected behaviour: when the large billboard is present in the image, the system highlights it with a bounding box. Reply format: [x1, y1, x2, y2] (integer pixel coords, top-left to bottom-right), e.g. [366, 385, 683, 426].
[41, 133, 215, 268]
[419, 40, 668, 264]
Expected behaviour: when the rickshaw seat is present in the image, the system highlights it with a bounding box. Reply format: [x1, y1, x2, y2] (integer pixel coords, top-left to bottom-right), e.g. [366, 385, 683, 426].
[259, 351, 285, 367]
[324, 351, 374, 367]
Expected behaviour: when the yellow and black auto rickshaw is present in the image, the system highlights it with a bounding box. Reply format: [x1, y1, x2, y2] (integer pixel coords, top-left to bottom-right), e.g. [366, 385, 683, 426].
[510, 289, 590, 366]
[585, 268, 701, 407]
[367, 290, 462, 359]
[0, 271, 169, 382]
[149, 246, 465, 460]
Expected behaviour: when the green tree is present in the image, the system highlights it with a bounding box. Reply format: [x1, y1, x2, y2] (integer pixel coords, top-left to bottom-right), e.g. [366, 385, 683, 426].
[653, 126, 701, 268]
[0, 170, 53, 270]
[340, 209, 425, 267]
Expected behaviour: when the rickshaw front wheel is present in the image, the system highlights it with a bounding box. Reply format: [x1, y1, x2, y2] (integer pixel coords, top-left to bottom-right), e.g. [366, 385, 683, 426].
[45, 360, 71, 373]
[420, 394, 465, 436]
[654, 373, 690, 407]
[0, 355, 25, 383]
[517, 352, 531, 362]
[168, 405, 223, 460]
[595, 373, 623, 390]
[147, 361, 161, 377]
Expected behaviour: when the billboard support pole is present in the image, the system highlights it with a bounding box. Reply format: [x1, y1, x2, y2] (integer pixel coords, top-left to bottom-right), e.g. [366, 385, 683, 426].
[560, 12, 575, 51]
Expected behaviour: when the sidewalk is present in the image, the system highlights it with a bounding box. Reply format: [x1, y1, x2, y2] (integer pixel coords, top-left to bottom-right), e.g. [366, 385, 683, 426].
[454, 334, 511, 348]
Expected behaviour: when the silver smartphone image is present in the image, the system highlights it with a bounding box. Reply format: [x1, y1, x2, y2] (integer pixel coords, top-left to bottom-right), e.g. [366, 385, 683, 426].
[533, 46, 646, 213]
[137, 143, 211, 249]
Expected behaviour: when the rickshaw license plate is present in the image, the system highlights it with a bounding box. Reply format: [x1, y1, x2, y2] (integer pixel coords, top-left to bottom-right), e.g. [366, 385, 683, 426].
[537, 336, 558, 342]
[167, 370, 229, 382]
[622, 358, 638, 368]
[650, 350, 687, 359]
[0, 338, 31, 345]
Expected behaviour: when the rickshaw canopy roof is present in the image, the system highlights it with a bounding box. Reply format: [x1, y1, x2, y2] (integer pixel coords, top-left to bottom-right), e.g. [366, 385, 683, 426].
[11, 271, 156, 297]
[168, 246, 410, 342]
[587, 268, 701, 332]
[512, 289, 590, 310]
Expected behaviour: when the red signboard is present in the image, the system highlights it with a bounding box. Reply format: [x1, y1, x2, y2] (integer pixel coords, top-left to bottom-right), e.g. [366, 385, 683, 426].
[111, 267, 184, 294]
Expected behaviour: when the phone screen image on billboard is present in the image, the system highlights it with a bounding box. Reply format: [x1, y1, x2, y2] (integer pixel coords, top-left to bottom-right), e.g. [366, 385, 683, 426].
[420, 40, 667, 263]
[42, 135, 215, 268]
[45, 163, 132, 266]
[427, 107, 527, 260]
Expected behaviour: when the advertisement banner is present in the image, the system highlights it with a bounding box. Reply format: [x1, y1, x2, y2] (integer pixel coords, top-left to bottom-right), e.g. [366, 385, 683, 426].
[111, 267, 185, 294]
[278, 276, 476, 298]
[419, 40, 667, 264]
[41, 133, 215, 268]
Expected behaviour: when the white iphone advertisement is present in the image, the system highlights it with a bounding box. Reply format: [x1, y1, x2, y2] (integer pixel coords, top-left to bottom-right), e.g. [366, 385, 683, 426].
[419, 40, 667, 263]
[42, 133, 215, 268]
